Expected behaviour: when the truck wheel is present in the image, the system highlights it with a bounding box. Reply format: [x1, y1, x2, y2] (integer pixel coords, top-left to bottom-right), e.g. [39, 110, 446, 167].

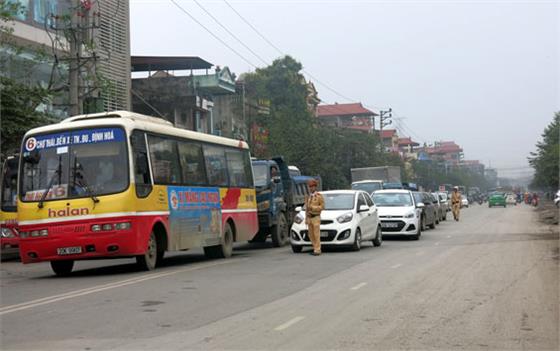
[271, 213, 289, 247]
[136, 231, 158, 271]
[51, 260, 74, 276]
[204, 222, 234, 259]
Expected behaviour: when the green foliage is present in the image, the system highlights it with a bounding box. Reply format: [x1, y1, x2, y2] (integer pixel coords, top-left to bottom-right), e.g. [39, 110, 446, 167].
[243, 56, 385, 189]
[0, 77, 56, 160]
[408, 159, 491, 191]
[528, 112, 559, 190]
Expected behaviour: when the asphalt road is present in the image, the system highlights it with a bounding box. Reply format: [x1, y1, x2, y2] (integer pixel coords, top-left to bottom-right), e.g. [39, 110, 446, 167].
[1, 204, 558, 350]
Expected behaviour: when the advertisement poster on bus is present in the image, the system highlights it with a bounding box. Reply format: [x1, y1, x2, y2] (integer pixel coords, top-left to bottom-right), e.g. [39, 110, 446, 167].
[167, 187, 221, 237]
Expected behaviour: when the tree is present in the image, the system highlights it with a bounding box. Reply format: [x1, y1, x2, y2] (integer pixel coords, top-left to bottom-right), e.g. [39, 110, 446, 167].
[242, 56, 385, 189]
[528, 112, 559, 190]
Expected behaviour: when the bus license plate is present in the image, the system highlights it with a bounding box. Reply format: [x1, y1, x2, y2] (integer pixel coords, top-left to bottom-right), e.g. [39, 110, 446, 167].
[320, 231, 329, 238]
[382, 222, 398, 228]
[57, 246, 82, 255]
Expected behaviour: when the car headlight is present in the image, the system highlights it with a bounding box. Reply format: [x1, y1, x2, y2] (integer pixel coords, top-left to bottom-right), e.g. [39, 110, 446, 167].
[294, 214, 304, 224]
[404, 212, 415, 219]
[337, 212, 353, 223]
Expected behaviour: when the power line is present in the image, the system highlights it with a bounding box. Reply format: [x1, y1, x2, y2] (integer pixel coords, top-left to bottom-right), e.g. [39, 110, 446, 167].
[170, 0, 259, 69]
[193, 0, 270, 66]
[222, 0, 373, 108]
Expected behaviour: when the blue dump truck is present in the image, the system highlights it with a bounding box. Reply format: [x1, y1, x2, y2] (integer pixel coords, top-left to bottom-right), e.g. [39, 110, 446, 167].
[251, 157, 320, 247]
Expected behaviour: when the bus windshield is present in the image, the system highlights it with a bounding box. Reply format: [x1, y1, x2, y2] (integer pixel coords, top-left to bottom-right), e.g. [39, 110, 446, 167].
[20, 127, 129, 202]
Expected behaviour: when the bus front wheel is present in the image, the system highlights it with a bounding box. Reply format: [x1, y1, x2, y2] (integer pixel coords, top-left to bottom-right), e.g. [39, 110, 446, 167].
[51, 260, 74, 276]
[136, 231, 158, 271]
[204, 222, 234, 259]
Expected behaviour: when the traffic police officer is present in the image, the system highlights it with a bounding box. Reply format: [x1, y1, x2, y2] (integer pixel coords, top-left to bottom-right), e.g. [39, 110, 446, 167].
[305, 179, 324, 255]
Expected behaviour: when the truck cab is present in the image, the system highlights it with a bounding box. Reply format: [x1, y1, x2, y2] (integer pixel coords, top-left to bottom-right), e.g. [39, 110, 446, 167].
[251, 157, 318, 247]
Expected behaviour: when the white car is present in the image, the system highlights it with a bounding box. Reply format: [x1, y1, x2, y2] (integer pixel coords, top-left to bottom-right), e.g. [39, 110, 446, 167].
[461, 195, 469, 208]
[372, 189, 424, 240]
[290, 190, 381, 252]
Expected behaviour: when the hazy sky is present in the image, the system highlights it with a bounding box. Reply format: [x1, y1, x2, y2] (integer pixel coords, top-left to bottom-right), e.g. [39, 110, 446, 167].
[130, 0, 559, 179]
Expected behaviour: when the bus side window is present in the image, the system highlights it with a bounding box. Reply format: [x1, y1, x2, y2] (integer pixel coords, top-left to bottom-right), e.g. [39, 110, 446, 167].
[203, 145, 228, 187]
[131, 131, 152, 198]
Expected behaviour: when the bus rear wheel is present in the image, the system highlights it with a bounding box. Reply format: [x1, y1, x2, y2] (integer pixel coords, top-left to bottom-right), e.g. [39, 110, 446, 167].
[51, 260, 74, 276]
[136, 231, 158, 271]
[204, 222, 234, 259]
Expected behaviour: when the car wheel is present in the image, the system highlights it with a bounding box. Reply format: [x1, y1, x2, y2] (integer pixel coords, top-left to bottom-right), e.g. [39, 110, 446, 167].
[51, 260, 74, 276]
[372, 225, 382, 247]
[291, 245, 303, 253]
[421, 216, 426, 231]
[429, 217, 436, 229]
[443, 212, 447, 221]
[352, 228, 362, 251]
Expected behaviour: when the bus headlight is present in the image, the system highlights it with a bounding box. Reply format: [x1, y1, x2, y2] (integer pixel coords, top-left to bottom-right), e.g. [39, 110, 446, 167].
[1, 228, 16, 238]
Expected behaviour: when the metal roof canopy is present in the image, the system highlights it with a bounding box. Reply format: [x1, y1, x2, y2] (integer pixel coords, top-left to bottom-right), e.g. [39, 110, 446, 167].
[131, 56, 213, 72]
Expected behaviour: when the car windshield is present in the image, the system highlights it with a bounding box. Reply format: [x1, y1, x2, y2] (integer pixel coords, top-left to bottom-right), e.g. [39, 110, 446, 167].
[252, 164, 268, 187]
[323, 193, 355, 210]
[351, 182, 382, 194]
[20, 127, 128, 202]
[372, 192, 413, 207]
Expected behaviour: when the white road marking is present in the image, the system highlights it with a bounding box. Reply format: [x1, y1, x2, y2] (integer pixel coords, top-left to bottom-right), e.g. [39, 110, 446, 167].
[350, 282, 367, 290]
[0, 259, 245, 316]
[390, 264, 402, 269]
[274, 316, 305, 331]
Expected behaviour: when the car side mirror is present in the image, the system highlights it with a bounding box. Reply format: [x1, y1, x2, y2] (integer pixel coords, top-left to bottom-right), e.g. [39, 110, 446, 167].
[295, 206, 302, 212]
[358, 205, 369, 212]
[416, 202, 425, 208]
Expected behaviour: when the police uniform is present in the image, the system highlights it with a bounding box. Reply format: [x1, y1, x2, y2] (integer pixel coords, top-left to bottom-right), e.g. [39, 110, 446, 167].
[451, 190, 461, 221]
[305, 190, 325, 255]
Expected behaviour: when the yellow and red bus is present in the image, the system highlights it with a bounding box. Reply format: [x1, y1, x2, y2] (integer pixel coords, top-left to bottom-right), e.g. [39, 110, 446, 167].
[17, 111, 257, 275]
[1, 155, 19, 258]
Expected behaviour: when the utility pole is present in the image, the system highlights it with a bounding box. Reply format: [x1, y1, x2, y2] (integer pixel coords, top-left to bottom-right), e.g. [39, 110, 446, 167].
[379, 108, 392, 152]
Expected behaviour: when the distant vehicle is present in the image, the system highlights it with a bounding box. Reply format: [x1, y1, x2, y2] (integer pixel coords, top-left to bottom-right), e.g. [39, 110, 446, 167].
[461, 195, 469, 208]
[351, 180, 383, 196]
[505, 193, 517, 205]
[1, 155, 19, 259]
[438, 192, 450, 215]
[488, 192, 506, 208]
[351, 166, 401, 183]
[412, 192, 437, 230]
[372, 189, 423, 240]
[402, 182, 418, 191]
[432, 192, 446, 222]
[383, 182, 404, 190]
[290, 190, 381, 252]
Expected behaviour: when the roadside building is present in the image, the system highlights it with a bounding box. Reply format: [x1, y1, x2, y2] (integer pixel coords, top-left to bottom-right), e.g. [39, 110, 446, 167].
[461, 160, 485, 176]
[398, 137, 420, 159]
[316, 103, 377, 133]
[1, 0, 130, 117]
[380, 129, 399, 152]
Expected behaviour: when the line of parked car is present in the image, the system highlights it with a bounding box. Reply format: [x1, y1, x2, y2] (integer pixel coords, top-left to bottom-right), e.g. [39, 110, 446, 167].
[289, 189, 454, 253]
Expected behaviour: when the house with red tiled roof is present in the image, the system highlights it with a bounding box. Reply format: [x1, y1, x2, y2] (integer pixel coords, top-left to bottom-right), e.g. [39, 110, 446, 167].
[398, 137, 420, 159]
[424, 141, 463, 165]
[316, 103, 377, 134]
[380, 129, 399, 151]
